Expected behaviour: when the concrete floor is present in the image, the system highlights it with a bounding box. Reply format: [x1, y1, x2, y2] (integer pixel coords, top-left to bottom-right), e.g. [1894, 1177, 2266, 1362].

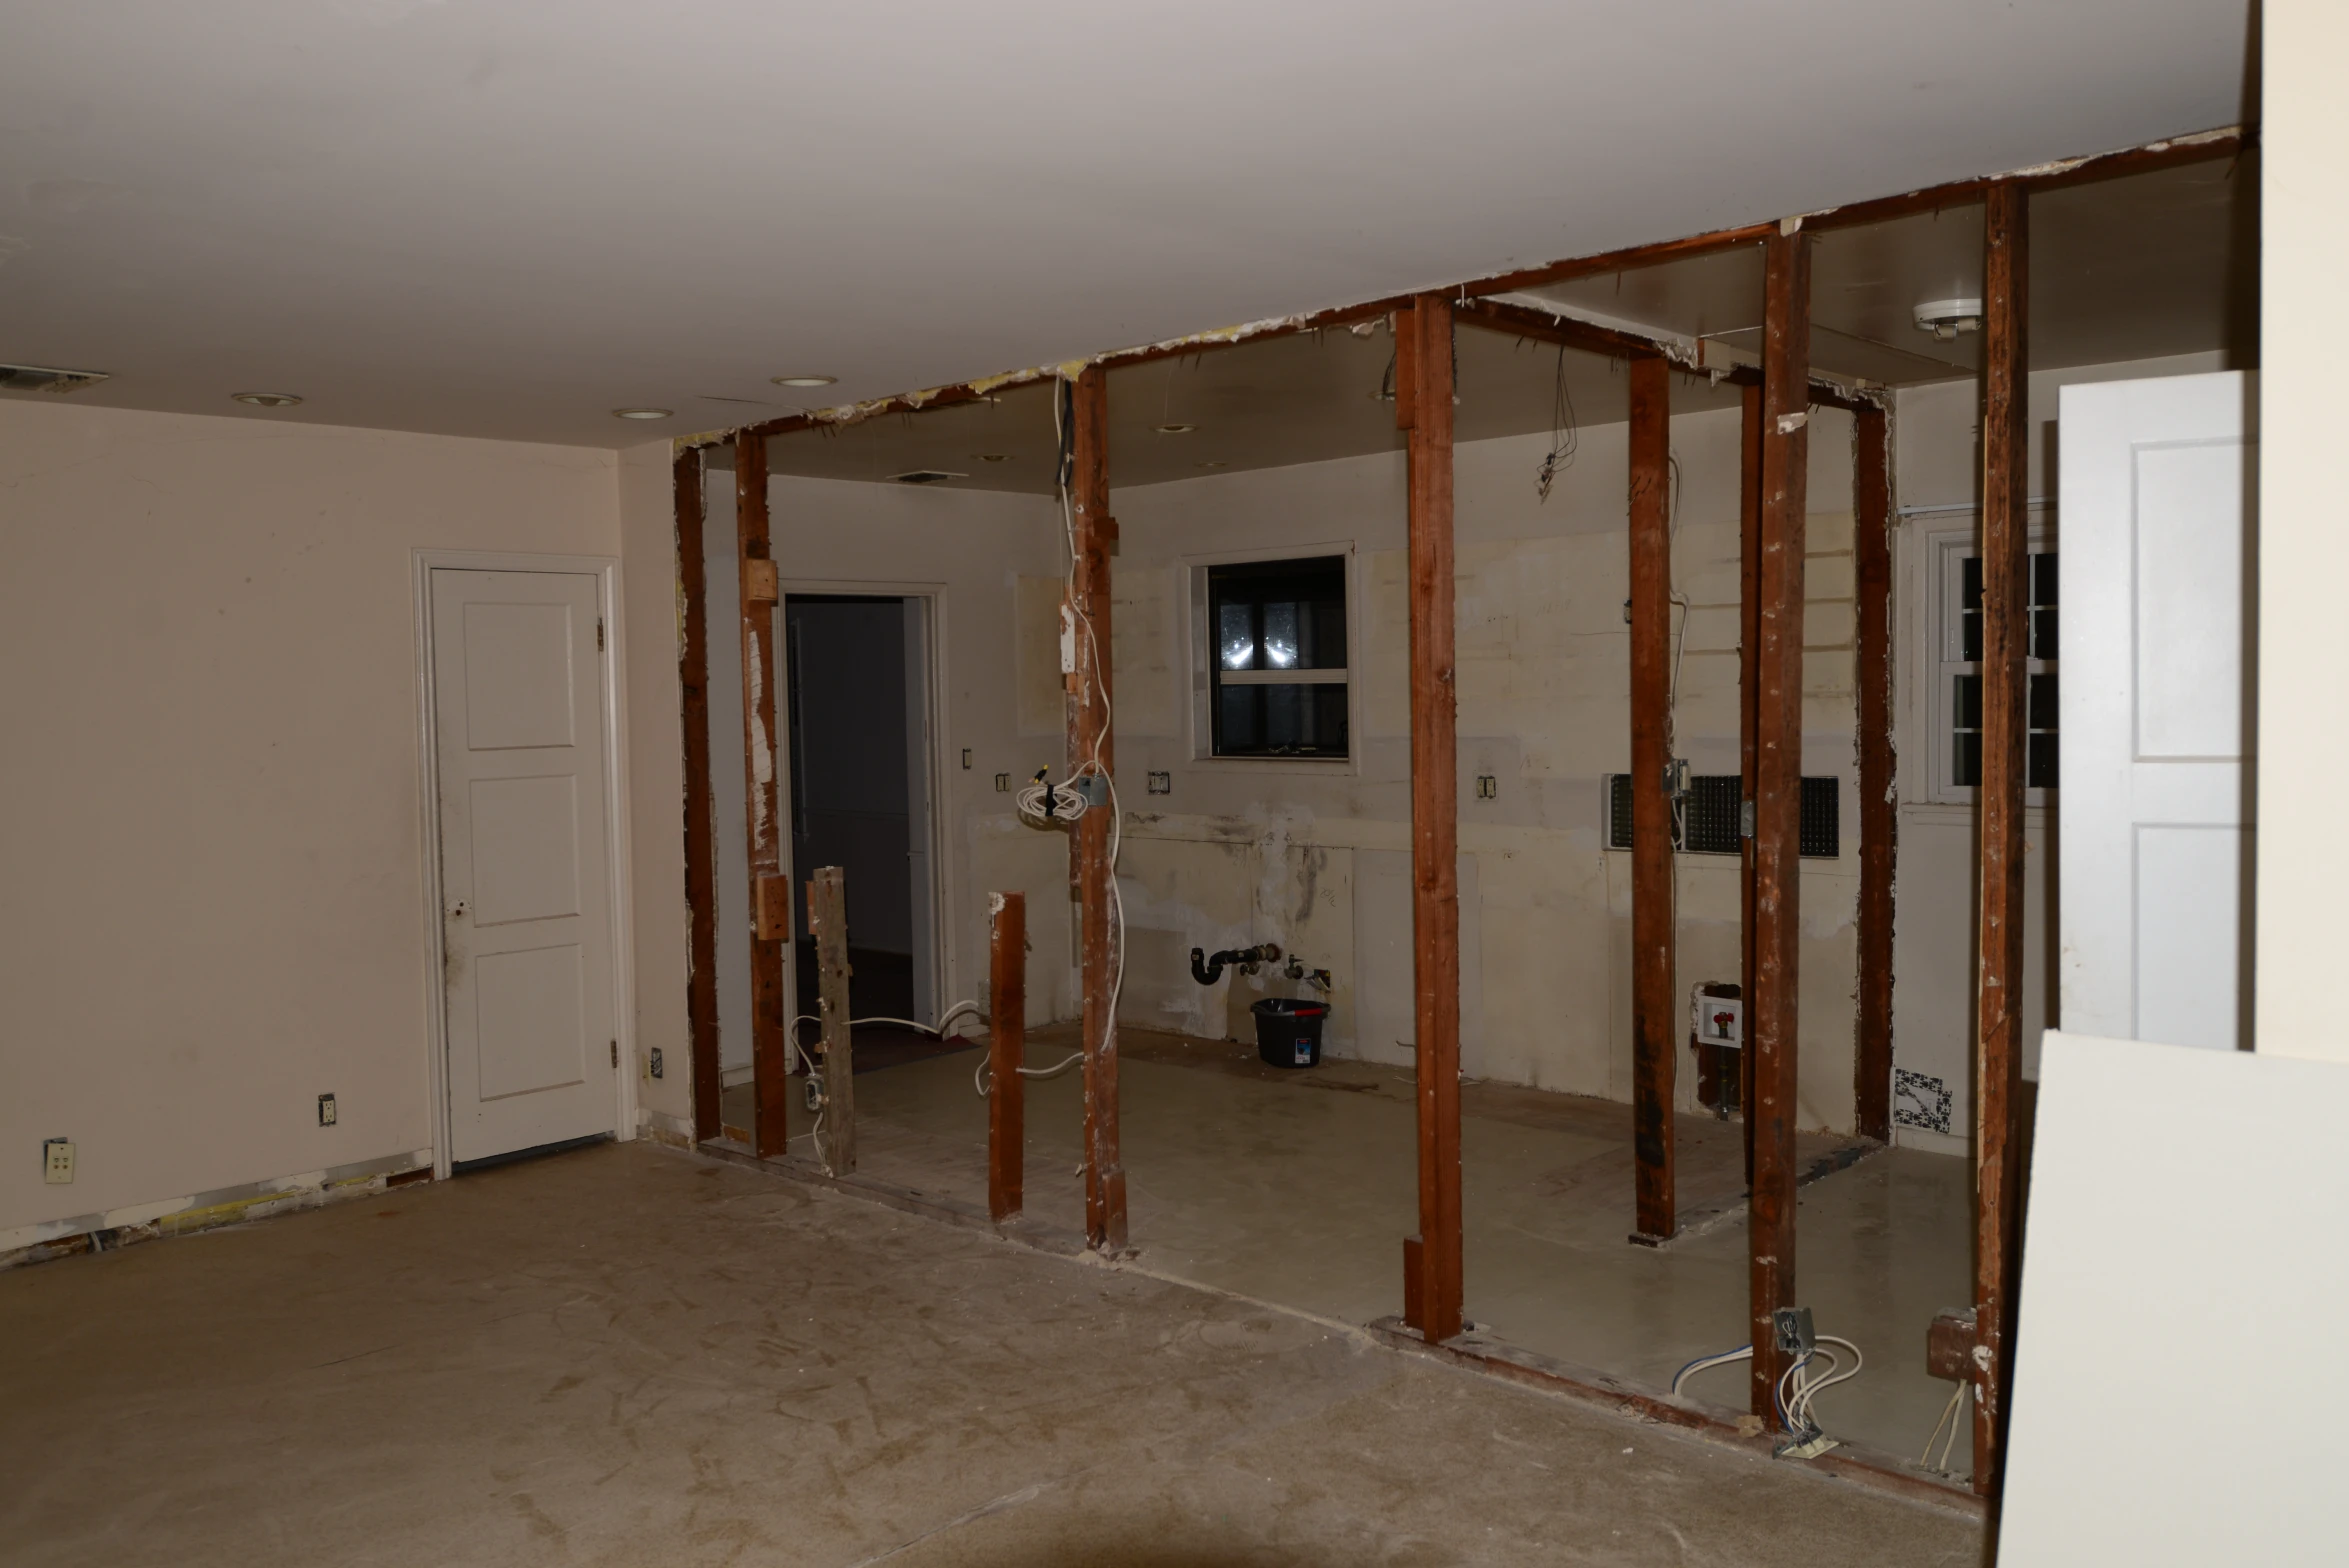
[0, 1141, 1983, 1566]
[727, 1026, 1974, 1475]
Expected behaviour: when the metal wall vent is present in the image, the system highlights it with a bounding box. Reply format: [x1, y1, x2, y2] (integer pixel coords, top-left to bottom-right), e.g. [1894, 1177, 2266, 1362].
[887, 468, 967, 485]
[1606, 774, 1840, 858]
[1, 362, 111, 395]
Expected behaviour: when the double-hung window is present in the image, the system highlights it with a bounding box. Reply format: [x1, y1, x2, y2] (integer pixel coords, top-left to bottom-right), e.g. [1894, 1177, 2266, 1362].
[1937, 530, 2058, 801]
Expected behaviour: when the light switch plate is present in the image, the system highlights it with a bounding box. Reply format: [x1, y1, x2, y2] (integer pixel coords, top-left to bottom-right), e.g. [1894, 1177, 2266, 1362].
[43, 1139, 74, 1184]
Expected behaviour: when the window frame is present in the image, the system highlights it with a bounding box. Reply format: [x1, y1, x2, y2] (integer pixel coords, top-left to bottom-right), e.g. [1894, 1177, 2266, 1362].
[1184, 542, 1360, 772]
[1921, 514, 2058, 809]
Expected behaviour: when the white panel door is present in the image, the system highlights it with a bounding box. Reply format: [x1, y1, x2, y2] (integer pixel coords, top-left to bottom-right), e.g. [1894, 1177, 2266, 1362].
[2060, 372, 2256, 1050]
[433, 568, 617, 1162]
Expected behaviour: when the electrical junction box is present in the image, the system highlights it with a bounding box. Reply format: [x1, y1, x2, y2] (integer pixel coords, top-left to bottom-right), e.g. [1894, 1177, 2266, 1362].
[1693, 988, 1743, 1048]
[1067, 775, 1110, 809]
[44, 1139, 74, 1183]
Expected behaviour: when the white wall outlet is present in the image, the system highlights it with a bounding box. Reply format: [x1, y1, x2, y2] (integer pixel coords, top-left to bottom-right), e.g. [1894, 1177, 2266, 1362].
[43, 1138, 74, 1184]
[317, 1093, 337, 1126]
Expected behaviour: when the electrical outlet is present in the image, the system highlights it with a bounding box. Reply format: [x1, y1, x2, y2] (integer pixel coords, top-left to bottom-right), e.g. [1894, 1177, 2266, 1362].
[1146, 771, 1171, 794]
[648, 1046, 665, 1080]
[961, 748, 973, 770]
[317, 1093, 337, 1127]
[1475, 775, 1498, 800]
[994, 772, 1010, 793]
[1773, 1306, 1816, 1357]
[43, 1139, 74, 1184]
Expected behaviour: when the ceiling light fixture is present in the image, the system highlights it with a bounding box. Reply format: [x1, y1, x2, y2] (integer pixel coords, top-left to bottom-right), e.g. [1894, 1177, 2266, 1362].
[1912, 298, 1984, 342]
[231, 391, 302, 408]
[975, 454, 1012, 463]
[612, 407, 673, 420]
[1155, 422, 1197, 434]
[772, 375, 838, 388]
[1195, 460, 1228, 470]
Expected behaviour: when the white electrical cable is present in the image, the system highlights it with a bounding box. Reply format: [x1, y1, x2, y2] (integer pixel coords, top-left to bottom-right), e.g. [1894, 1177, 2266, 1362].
[1920, 1381, 1966, 1470]
[1669, 1345, 1752, 1398]
[1775, 1334, 1864, 1437]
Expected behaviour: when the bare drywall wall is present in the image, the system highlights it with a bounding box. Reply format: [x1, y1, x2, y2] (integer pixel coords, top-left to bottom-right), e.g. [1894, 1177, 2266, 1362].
[1, 399, 621, 1246]
[1104, 403, 1867, 1132]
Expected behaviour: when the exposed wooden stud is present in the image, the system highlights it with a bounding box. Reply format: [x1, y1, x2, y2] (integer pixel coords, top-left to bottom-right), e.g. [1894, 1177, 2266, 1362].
[1401, 293, 1464, 1344]
[676, 446, 723, 1144]
[1973, 179, 2031, 1497]
[987, 891, 1026, 1223]
[1627, 351, 1677, 1243]
[1739, 383, 1762, 1183]
[1068, 366, 1125, 1252]
[734, 430, 790, 1159]
[808, 865, 855, 1176]
[1853, 406, 1897, 1143]
[1749, 226, 1811, 1427]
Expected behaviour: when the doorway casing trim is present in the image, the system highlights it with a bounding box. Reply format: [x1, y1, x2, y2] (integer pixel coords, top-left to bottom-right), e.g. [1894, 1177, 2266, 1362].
[410, 548, 640, 1181]
[774, 578, 957, 1043]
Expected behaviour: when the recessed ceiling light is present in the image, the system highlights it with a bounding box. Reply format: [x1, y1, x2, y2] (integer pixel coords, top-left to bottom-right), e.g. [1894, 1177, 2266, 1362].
[1156, 422, 1197, 434]
[772, 375, 838, 388]
[974, 453, 1012, 463]
[612, 407, 673, 420]
[231, 391, 302, 408]
[1195, 460, 1228, 470]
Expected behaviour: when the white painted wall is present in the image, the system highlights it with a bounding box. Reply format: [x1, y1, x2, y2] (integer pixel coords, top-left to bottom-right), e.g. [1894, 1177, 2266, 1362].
[2258, 0, 2348, 1063]
[1, 400, 622, 1244]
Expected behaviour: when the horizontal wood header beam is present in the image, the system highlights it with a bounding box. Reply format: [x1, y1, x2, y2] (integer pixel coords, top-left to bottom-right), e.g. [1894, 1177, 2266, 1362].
[1456, 298, 1885, 413]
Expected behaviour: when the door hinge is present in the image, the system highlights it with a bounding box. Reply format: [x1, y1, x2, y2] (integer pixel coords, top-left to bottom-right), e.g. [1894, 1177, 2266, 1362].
[596, 617, 605, 652]
[609, 1039, 618, 1069]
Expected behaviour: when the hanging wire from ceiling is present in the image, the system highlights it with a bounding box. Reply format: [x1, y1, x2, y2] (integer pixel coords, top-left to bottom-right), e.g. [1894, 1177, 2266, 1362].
[1536, 341, 1579, 502]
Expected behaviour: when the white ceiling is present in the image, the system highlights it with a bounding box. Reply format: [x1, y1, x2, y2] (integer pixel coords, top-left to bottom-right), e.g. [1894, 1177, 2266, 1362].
[0, 1, 2253, 448]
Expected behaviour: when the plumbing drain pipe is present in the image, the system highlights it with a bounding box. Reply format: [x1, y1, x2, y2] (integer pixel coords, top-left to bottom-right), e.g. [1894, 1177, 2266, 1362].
[1189, 943, 1282, 986]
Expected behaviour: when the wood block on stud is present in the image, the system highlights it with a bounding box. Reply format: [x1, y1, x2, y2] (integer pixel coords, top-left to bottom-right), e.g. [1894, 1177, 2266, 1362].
[754, 874, 792, 941]
[744, 559, 778, 602]
[1927, 1307, 1978, 1382]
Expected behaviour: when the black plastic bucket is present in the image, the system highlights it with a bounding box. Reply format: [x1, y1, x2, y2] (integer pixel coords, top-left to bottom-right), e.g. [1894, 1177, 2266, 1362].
[1251, 997, 1329, 1069]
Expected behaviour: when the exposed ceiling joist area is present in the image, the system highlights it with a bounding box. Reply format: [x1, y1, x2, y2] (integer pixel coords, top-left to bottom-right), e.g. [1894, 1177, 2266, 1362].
[760, 152, 2252, 494]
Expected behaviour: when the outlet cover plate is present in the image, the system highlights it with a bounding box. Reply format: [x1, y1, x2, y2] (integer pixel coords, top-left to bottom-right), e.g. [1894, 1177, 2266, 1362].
[43, 1138, 74, 1184]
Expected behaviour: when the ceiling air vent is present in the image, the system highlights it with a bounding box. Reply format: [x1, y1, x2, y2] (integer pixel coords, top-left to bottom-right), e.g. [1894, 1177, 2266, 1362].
[888, 468, 967, 486]
[1, 362, 111, 395]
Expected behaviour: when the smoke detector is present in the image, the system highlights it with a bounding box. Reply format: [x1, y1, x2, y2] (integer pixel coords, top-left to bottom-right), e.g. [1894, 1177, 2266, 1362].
[1, 362, 110, 395]
[888, 469, 967, 485]
[1913, 298, 1983, 342]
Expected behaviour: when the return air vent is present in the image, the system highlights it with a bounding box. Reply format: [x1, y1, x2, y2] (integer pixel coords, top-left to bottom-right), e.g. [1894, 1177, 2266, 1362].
[0, 362, 110, 395]
[887, 468, 967, 485]
[1605, 774, 1840, 858]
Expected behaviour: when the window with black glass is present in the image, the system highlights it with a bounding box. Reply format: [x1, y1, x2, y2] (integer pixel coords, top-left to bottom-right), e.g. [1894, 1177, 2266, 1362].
[1948, 547, 2057, 791]
[1207, 556, 1349, 758]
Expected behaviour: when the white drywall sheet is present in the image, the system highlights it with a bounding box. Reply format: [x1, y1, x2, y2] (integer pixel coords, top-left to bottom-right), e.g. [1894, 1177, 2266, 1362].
[2000, 1030, 2349, 1564]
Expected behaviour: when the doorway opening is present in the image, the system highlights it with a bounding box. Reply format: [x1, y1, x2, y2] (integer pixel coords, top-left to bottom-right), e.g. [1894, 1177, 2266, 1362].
[782, 594, 953, 1073]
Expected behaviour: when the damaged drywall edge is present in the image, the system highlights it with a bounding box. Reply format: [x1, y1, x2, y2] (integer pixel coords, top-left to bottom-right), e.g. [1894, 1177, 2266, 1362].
[0, 1147, 434, 1269]
[2002, 123, 2242, 181]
